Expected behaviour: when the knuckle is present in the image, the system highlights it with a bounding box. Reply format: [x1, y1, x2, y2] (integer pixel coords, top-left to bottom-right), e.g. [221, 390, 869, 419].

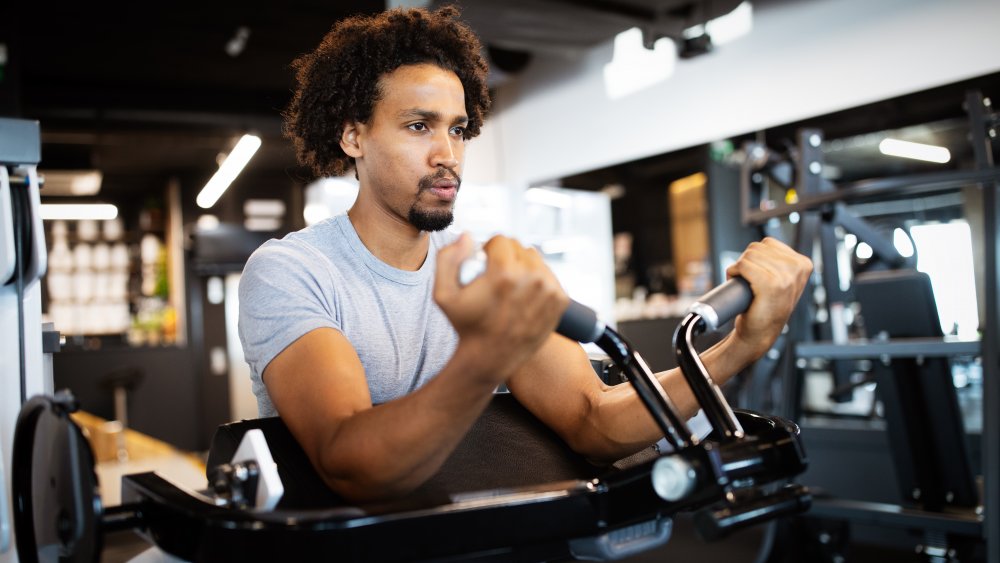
[494, 271, 517, 291]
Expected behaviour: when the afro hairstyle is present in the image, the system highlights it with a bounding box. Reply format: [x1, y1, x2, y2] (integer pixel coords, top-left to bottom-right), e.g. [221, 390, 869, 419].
[283, 5, 491, 178]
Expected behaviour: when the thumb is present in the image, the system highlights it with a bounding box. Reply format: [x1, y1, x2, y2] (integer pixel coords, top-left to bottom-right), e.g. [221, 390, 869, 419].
[434, 232, 474, 302]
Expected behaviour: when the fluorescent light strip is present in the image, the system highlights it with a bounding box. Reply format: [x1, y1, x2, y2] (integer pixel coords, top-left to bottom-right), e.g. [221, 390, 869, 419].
[878, 138, 951, 164]
[40, 203, 118, 221]
[196, 134, 262, 209]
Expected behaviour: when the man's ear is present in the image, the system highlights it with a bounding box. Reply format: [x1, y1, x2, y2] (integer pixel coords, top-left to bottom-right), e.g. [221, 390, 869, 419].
[340, 122, 363, 158]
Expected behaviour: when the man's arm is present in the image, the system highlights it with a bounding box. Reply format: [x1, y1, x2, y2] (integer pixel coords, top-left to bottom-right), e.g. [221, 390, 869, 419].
[263, 234, 568, 502]
[508, 237, 813, 462]
[264, 326, 501, 501]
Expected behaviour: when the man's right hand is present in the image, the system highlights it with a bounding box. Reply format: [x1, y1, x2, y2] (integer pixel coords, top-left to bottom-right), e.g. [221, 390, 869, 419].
[434, 233, 569, 385]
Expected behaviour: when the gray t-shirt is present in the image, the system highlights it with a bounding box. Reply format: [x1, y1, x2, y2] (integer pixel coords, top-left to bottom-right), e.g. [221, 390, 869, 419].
[238, 214, 460, 417]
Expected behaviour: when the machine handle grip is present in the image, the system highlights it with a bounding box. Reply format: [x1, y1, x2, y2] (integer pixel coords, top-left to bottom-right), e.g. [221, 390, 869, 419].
[688, 277, 752, 331]
[459, 248, 605, 343]
[556, 299, 605, 343]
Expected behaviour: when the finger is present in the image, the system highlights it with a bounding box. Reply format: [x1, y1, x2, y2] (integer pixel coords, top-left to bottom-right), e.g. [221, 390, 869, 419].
[434, 232, 474, 301]
[522, 246, 569, 302]
[726, 253, 773, 296]
[729, 239, 795, 282]
[483, 235, 518, 274]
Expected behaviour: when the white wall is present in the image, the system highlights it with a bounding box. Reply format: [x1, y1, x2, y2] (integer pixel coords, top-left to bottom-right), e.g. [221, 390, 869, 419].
[471, 0, 1000, 185]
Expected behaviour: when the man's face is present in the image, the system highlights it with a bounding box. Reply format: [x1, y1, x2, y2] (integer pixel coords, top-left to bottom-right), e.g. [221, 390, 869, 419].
[351, 63, 468, 232]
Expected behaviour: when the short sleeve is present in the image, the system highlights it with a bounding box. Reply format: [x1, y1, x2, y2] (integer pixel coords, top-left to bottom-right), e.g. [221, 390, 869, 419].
[238, 240, 341, 379]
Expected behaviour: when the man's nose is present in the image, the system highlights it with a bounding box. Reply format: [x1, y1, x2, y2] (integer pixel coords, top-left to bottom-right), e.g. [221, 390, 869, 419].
[430, 132, 460, 170]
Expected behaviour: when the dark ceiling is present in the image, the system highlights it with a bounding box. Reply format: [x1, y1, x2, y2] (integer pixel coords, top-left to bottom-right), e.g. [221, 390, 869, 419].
[2, 0, 750, 200]
[5, 1, 387, 198]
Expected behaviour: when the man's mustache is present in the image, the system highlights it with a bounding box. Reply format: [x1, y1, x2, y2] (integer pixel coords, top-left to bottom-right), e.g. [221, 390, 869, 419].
[418, 168, 462, 191]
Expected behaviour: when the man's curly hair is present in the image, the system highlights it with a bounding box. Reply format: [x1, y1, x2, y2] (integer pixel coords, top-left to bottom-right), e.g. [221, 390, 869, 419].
[284, 5, 491, 178]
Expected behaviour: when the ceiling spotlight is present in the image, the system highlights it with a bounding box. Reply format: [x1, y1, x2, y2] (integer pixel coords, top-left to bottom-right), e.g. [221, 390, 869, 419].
[679, 33, 713, 59]
[226, 26, 251, 58]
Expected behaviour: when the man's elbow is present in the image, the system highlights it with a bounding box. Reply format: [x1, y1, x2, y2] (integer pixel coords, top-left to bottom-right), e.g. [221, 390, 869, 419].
[316, 456, 423, 504]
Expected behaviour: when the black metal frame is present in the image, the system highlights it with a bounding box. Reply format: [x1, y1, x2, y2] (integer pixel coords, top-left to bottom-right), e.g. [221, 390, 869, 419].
[738, 90, 998, 560]
[966, 89, 1000, 563]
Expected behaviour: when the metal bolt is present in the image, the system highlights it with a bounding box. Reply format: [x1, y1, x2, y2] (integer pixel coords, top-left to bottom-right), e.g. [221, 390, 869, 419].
[809, 162, 822, 175]
[796, 358, 808, 369]
[916, 545, 924, 554]
[946, 491, 954, 503]
[990, 128, 997, 138]
[985, 97, 993, 107]
[832, 556, 844, 563]
[948, 548, 956, 557]
[767, 348, 780, 360]
[818, 532, 831, 544]
[912, 488, 922, 500]
[809, 134, 822, 147]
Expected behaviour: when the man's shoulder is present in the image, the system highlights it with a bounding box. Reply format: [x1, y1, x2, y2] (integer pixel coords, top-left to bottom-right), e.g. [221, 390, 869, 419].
[247, 217, 345, 266]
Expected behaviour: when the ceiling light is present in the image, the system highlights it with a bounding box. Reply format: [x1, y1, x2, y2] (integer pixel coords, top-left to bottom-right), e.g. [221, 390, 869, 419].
[40, 203, 118, 221]
[197, 134, 261, 209]
[878, 138, 951, 163]
[225, 26, 251, 58]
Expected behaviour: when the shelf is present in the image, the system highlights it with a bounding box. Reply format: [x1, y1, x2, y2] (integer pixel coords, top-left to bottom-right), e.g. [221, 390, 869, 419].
[745, 167, 1000, 224]
[796, 336, 981, 359]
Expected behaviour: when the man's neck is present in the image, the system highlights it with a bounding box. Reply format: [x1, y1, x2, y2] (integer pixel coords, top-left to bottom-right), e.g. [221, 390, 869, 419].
[347, 198, 430, 272]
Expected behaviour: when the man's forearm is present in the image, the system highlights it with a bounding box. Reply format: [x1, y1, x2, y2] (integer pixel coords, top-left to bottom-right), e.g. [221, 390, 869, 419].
[578, 332, 762, 461]
[314, 342, 498, 502]
[655, 331, 762, 420]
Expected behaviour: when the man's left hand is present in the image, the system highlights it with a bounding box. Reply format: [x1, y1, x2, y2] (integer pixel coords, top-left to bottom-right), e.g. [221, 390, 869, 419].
[724, 237, 813, 358]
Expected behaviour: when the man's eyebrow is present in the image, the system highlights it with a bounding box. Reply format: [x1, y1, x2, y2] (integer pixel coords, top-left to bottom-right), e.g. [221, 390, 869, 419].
[398, 108, 468, 125]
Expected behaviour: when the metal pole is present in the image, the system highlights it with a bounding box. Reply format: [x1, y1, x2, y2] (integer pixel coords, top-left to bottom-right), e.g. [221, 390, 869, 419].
[966, 90, 998, 563]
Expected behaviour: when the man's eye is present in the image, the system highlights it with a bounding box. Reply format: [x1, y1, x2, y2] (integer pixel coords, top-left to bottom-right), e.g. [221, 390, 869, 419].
[450, 126, 466, 137]
[408, 123, 427, 132]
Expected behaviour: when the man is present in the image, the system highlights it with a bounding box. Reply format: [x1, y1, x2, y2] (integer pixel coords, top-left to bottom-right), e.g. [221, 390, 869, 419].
[239, 6, 812, 503]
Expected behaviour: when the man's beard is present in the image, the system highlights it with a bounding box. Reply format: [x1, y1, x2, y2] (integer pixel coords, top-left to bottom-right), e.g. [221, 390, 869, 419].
[408, 169, 461, 232]
[408, 206, 454, 232]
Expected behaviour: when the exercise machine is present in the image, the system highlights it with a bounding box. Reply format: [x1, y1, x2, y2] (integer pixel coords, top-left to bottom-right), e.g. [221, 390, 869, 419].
[1, 118, 51, 563]
[12, 278, 812, 562]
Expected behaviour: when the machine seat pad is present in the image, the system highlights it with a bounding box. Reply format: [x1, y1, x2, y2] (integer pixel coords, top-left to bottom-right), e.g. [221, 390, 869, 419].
[207, 393, 608, 509]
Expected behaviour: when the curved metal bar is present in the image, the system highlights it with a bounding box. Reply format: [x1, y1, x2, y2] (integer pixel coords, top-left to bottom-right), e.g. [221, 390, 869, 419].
[596, 327, 695, 451]
[673, 313, 744, 442]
